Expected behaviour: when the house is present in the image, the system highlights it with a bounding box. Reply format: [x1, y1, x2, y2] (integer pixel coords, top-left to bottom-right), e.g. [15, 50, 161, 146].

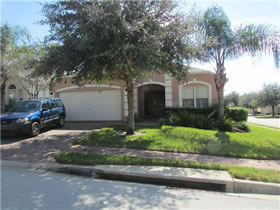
[52, 67, 218, 121]
[257, 105, 280, 115]
[4, 79, 51, 109]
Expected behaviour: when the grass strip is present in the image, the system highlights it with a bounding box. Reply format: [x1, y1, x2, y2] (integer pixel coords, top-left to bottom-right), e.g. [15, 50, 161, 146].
[74, 125, 280, 159]
[55, 152, 280, 184]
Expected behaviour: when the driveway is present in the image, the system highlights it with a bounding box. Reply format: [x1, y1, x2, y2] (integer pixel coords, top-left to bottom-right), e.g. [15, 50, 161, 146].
[248, 116, 280, 128]
[0, 122, 122, 163]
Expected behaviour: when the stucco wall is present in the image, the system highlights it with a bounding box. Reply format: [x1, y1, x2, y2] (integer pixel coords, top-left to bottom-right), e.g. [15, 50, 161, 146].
[52, 72, 217, 121]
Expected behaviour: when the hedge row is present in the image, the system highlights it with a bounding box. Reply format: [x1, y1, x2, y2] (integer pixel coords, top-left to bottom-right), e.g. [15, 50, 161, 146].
[227, 107, 248, 122]
[162, 106, 249, 132]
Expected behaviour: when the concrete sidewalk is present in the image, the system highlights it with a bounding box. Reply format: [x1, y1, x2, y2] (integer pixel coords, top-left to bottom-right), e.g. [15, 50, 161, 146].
[2, 160, 279, 195]
[94, 165, 280, 195]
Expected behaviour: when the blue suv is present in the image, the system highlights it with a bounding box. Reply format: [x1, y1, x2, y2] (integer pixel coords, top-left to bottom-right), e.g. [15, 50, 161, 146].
[1, 98, 66, 137]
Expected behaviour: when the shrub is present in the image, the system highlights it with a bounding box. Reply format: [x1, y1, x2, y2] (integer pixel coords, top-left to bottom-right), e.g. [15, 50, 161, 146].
[226, 107, 248, 122]
[233, 121, 250, 132]
[218, 119, 234, 132]
[162, 108, 216, 130]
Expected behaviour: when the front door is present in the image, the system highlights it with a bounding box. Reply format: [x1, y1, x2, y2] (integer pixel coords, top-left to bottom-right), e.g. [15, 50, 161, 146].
[144, 90, 165, 117]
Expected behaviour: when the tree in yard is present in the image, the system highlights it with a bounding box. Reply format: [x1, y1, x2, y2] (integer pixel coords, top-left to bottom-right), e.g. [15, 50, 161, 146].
[200, 6, 280, 123]
[13, 43, 51, 99]
[258, 83, 280, 117]
[39, 0, 205, 134]
[239, 92, 259, 115]
[0, 24, 30, 112]
[224, 91, 239, 107]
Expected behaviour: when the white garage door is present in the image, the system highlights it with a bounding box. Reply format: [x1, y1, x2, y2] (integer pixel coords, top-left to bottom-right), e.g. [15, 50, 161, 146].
[59, 90, 121, 121]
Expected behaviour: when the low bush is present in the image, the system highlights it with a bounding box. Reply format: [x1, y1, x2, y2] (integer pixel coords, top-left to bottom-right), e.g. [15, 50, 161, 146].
[218, 119, 234, 132]
[233, 121, 250, 132]
[162, 107, 249, 132]
[226, 107, 248, 122]
[162, 108, 216, 130]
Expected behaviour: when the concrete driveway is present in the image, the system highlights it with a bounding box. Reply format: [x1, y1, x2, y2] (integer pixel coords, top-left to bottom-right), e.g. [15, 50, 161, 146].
[0, 122, 122, 163]
[248, 116, 280, 128]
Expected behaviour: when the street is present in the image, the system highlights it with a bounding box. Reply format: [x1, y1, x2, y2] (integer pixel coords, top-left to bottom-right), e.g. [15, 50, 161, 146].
[1, 163, 279, 210]
[248, 116, 280, 128]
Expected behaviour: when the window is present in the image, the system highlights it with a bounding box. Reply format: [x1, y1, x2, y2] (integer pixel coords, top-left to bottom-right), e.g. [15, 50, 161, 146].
[18, 89, 23, 100]
[8, 84, 17, 106]
[42, 101, 50, 110]
[196, 86, 209, 108]
[182, 87, 194, 108]
[182, 86, 209, 108]
[55, 100, 64, 107]
[50, 101, 58, 109]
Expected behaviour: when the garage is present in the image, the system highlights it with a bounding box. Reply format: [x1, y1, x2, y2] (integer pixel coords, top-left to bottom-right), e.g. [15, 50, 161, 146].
[59, 89, 122, 121]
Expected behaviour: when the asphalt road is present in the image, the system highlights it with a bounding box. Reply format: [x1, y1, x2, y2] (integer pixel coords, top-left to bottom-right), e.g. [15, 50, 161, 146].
[1, 163, 279, 210]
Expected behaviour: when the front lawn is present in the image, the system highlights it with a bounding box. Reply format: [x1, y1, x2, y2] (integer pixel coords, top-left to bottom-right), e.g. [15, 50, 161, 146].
[75, 125, 280, 159]
[55, 152, 280, 183]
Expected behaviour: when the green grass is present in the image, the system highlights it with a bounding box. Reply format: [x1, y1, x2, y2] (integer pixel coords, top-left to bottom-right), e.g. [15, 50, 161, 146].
[55, 152, 280, 183]
[75, 125, 280, 159]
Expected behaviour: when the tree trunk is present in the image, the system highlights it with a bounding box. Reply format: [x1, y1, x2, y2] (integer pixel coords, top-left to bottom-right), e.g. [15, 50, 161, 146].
[1, 81, 6, 113]
[214, 62, 227, 124]
[252, 107, 255, 116]
[126, 79, 135, 135]
[217, 87, 225, 123]
[272, 105, 275, 117]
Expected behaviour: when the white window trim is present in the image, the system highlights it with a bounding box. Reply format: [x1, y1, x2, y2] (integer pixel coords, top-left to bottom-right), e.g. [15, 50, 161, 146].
[136, 81, 166, 87]
[179, 81, 212, 107]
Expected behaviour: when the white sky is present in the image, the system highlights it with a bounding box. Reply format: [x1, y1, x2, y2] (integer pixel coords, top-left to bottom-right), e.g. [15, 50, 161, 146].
[183, 0, 280, 95]
[1, 0, 280, 95]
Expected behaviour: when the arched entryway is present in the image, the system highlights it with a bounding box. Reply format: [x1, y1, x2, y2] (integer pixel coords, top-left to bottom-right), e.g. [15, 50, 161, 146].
[137, 84, 165, 118]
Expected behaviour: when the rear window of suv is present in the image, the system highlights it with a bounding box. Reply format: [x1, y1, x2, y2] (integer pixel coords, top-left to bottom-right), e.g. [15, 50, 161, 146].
[55, 100, 64, 107]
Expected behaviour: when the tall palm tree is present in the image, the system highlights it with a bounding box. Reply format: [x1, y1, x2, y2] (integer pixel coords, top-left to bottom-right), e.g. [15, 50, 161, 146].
[201, 6, 280, 123]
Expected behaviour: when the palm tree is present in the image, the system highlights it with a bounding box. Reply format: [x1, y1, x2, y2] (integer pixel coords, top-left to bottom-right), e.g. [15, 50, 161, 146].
[200, 6, 280, 123]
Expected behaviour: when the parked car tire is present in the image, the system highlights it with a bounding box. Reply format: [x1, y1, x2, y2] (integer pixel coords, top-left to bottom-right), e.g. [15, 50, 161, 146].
[57, 116, 65, 128]
[29, 122, 40, 137]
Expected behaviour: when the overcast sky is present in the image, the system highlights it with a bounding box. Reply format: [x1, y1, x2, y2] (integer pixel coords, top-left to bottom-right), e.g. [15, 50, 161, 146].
[1, 0, 280, 95]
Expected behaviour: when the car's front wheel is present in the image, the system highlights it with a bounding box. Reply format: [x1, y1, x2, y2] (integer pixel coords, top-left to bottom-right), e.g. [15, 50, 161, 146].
[57, 116, 65, 128]
[29, 122, 40, 137]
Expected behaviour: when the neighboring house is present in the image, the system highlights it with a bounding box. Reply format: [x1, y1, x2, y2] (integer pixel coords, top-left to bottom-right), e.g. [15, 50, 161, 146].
[52, 67, 218, 121]
[257, 105, 280, 115]
[4, 79, 51, 109]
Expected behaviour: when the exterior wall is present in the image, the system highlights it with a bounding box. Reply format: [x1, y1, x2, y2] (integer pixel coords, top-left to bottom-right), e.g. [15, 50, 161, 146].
[52, 71, 217, 121]
[257, 105, 280, 115]
[53, 78, 127, 121]
[172, 74, 218, 107]
[5, 79, 30, 105]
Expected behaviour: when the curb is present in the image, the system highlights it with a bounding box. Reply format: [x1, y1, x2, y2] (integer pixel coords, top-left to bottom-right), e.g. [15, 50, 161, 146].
[1, 160, 279, 195]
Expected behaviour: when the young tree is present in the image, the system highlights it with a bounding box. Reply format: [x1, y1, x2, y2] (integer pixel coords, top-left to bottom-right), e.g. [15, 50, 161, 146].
[258, 83, 280, 117]
[200, 6, 280, 123]
[239, 92, 259, 115]
[13, 43, 51, 99]
[224, 91, 239, 107]
[0, 24, 30, 112]
[39, 0, 204, 134]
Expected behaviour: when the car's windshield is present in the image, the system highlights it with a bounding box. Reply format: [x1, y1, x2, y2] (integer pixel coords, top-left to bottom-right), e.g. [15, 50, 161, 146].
[10, 101, 41, 112]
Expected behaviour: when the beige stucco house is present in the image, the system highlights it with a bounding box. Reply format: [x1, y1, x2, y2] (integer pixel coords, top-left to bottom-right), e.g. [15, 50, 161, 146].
[4, 79, 51, 109]
[52, 67, 218, 121]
